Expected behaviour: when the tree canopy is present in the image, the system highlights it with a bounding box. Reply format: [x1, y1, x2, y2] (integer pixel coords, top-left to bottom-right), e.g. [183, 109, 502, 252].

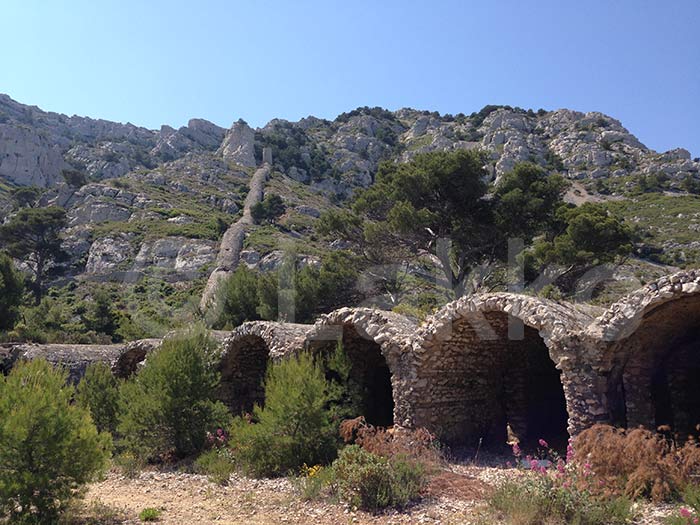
[0, 253, 24, 331]
[0, 206, 67, 301]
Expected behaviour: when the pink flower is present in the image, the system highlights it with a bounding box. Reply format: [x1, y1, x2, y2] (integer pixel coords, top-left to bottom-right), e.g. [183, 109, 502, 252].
[506, 461, 512, 468]
[563, 481, 570, 489]
[680, 507, 692, 518]
[530, 459, 539, 470]
[566, 443, 575, 461]
[538, 439, 548, 448]
[692, 517, 698, 525]
[539, 466, 547, 475]
[512, 443, 521, 457]
[557, 460, 565, 473]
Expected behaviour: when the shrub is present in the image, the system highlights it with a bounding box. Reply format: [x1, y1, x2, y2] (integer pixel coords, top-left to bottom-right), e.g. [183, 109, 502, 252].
[292, 463, 335, 501]
[228, 352, 338, 477]
[194, 448, 236, 485]
[573, 424, 700, 502]
[339, 417, 443, 468]
[76, 362, 122, 435]
[0, 252, 23, 331]
[118, 327, 232, 460]
[332, 445, 426, 511]
[139, 507, 161, 521]
[0, 359, 111, 524]
[488, 438, 634, 525]
[213, 265, 260, 329]
[666, 485, 700, 524]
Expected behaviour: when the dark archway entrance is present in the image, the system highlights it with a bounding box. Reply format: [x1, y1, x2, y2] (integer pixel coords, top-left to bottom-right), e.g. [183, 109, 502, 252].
[442, 312, 569, 450]
[219, 335, 269, 415]
[311, 325, 395, 427]
[608, 295, 700, 439]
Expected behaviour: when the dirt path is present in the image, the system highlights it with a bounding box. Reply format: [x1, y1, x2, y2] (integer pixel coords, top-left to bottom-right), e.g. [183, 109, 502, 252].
[199, 164, 271, 310]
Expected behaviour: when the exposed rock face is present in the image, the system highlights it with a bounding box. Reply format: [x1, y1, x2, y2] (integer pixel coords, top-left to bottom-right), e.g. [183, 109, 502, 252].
[134, 237, 216, 274]
[218, 119, 256, 167]
[0, 123, 67, 187]
[85, 235, 135, 274]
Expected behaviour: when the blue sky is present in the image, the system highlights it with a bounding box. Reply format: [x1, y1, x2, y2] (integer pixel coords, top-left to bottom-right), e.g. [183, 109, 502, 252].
[2, 1, 699, 155]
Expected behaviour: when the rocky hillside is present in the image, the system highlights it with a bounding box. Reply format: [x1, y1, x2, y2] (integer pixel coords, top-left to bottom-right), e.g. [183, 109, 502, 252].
[1, 94, 699, 304]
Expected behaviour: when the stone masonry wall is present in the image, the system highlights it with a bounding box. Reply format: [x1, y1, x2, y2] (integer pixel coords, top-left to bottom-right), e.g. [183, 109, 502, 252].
[9, 269, 700, 444]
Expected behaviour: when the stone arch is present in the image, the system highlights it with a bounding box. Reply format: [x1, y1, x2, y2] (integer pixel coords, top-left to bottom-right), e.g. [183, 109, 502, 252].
[111, 339, 161, 378]
[589, 270, 700, 437]
[412, 293, 593, 449]
[305, 308, 416, 428]
[218, 321, 313, 414]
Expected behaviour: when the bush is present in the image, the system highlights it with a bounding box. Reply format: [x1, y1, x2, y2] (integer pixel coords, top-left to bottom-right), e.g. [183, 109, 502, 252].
[666, 484, 700, 524]
[214, 265, 260, 329]
[228, 352, 338, 477]
[574, 424, 700, 502]
[0, 359, 111, 523]
[332, 445, 426, 511]
[194, 448, 235, 485]
[76, 362, 122, 435]
[0, 252, 23, 331]
[339, 417, 443, 468]
[139, 507, 161, 522]
[488, 437, 634, 525]
[118, 327, 232, 460]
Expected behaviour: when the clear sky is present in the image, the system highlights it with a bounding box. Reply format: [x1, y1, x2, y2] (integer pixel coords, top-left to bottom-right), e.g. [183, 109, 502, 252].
[2, 1, 699, 156]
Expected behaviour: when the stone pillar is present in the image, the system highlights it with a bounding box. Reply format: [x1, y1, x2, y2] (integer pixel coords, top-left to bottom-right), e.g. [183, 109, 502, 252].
[262, 147, 273, 166]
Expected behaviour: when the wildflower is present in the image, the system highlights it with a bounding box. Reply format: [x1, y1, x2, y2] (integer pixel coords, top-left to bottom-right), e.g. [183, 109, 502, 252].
[538, 438, 548, 448]
[530, 459, 539, 470]
[566, 443, 575, 462]
[506, 461, 512, 468]
[680, 507, 692, 518]
[556, 459, 565, 473]
[512, 443, 521, 457]
[693, 517, 698, 525]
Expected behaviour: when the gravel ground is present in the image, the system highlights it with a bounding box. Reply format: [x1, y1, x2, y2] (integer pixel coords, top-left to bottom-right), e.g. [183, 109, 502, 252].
[73, 459, 678, 525]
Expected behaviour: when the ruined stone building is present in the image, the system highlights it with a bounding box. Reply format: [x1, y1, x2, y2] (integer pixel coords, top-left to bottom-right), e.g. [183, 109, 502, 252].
[4, 269, 700, 449]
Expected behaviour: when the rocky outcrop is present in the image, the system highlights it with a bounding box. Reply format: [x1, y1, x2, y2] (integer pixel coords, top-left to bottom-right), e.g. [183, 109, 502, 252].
[134, 237, 216, 275]
[218, 120, 256, 167]
[0, 123, 67, 187]
[85, 235, 135, 274]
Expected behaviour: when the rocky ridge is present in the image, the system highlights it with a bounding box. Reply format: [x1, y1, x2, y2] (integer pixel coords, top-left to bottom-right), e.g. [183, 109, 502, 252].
[1, 95, 699, 288]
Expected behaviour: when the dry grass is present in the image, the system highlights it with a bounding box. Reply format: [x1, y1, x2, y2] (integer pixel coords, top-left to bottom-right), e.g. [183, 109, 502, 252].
[574, 424, 700, 502]
[339, 417, 444, 468]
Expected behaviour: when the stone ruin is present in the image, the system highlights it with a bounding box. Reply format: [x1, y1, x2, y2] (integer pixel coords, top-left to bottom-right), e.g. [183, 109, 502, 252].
[5, 269, 700, 449]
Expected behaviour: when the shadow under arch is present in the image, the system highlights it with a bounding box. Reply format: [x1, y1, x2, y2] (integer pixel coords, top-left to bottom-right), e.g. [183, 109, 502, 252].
[592, 272, 700, 437]
[218, 321, 313, 414]
[413, 293, 592, 450]
[305, 308, 416, 428]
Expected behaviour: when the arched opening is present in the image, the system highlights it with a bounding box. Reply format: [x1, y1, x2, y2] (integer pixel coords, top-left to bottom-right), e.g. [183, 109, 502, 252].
[219, 335, 269, 415]
[431, 312, 569, 450]
[310, 324, 395, 427]
[607, 295, 700, 438]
